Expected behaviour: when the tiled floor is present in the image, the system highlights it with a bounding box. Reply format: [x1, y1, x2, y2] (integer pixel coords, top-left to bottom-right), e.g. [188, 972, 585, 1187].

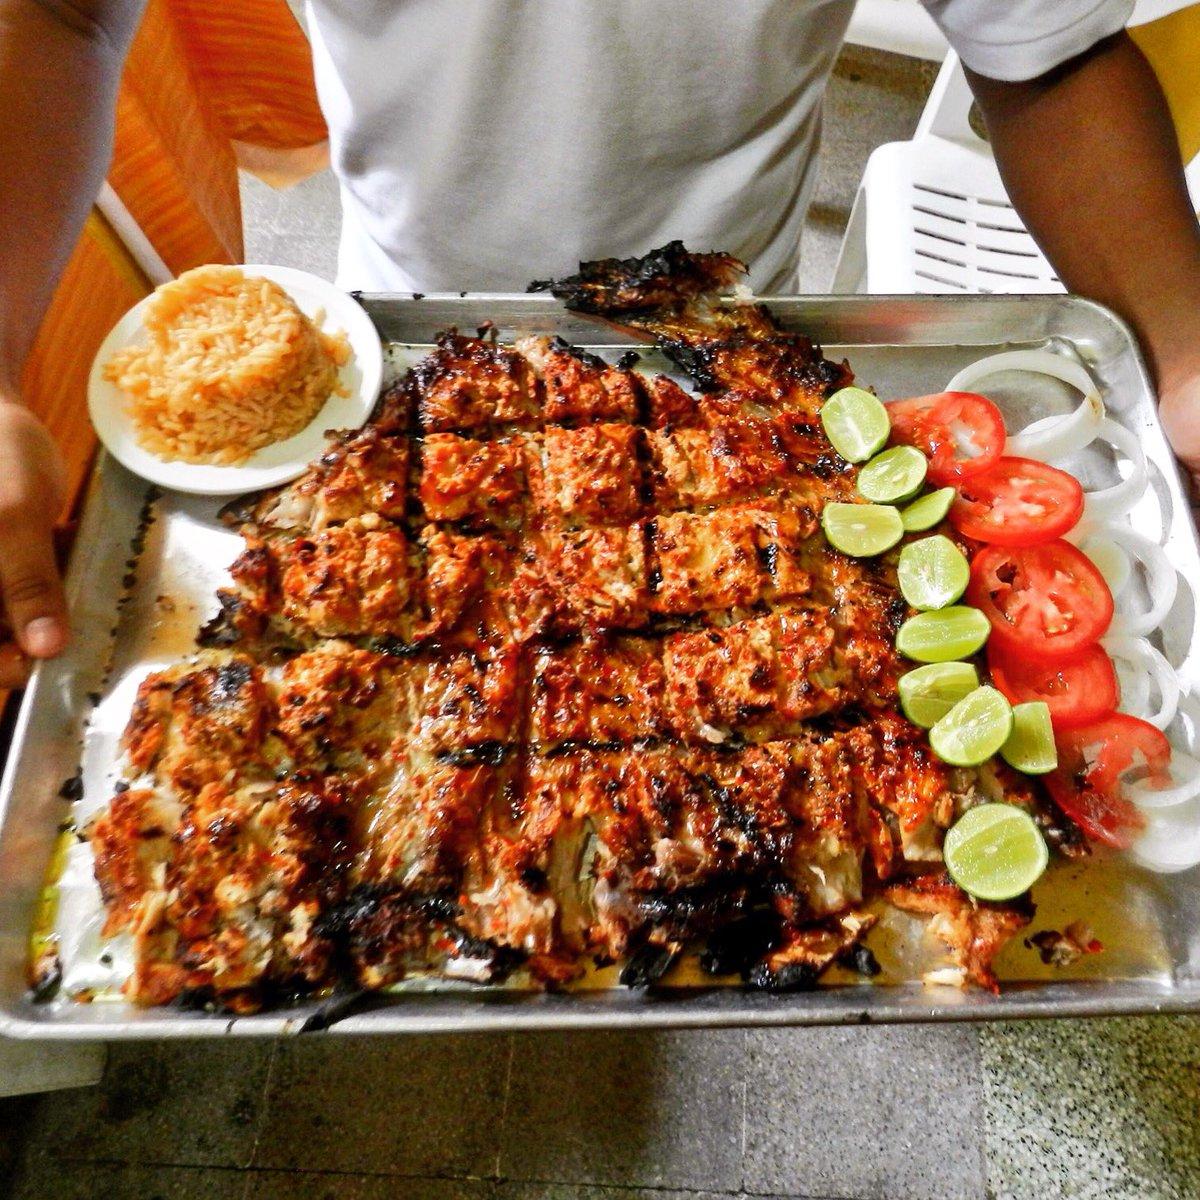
[741, 1026, 986, 1200]
[6, 40, 1200, 1200]
[8, 1027, 986, 1200]
[11, 1017, 1199, 1199]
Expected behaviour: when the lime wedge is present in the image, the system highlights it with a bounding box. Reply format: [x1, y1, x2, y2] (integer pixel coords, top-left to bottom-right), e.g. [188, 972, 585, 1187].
[820, 387, 890, 463]
[896, 605, 990, 662]
[897, 534, 970, 611]
[1000, 701, 1058, 775]
[898, 662, 980, 728]
[857, 445, 928, 504]
[821, 502, 903, 557]
[943, 803, 1049, 901]
[900, 486, 956, 532]
[929, 685, 1013, 767]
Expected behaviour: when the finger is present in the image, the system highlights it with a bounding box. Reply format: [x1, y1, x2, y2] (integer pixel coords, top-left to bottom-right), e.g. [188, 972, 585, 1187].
[53, 525, 77, 569]
[0, 643, 30, 690]
[1186, 471, 1200, 527]
[0, 529, 68, 659]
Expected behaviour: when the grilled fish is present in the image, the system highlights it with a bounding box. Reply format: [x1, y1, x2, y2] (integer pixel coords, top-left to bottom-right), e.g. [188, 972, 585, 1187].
[80, 243, 1060, 1012]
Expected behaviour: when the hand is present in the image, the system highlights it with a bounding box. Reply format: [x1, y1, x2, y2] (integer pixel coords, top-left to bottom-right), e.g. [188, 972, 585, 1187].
[0, 401, 68, 689]
[1159, 369, 1200, 515]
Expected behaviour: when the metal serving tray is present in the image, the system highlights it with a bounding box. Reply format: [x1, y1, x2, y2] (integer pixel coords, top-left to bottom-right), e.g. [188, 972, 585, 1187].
[2, 293, 1199, 1039]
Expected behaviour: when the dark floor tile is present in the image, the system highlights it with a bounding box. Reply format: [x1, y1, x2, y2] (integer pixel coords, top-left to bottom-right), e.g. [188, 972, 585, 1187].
[246, 1170, 496, 1200]
[18, 1041, 272, 1170]
[0, 1096, 37, 1184]
[252, 1033, 510, 1177]
[498, 1030, 744, 1192]
[742, 1024, 986, 1200]
[496, 1183, 737, 1199]
[10, 1161, 247, 1200]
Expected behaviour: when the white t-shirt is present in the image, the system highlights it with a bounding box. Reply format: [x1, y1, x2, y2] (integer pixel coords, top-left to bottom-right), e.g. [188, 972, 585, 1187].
[306, 0, 1133, 292]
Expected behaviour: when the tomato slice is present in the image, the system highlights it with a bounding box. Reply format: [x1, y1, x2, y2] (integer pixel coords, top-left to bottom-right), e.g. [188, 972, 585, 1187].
[988, 642, 1118, 730]
[967, 540, 1113, 661]
[1044, 774, 1144, 849]
[1044, 714, 1169, 848]
[950, 456, 1084, 546]
[886, 391, 1006, 485]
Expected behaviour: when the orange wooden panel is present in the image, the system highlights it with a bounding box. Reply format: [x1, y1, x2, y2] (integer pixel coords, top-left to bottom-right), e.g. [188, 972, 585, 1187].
[19, 211, 151, 517]
[170, 0, 327, 152]
[108, 0, 243, 275]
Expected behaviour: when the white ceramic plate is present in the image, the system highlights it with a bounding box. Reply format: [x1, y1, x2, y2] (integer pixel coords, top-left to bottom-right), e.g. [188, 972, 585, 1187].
[87, 263, 383, 496]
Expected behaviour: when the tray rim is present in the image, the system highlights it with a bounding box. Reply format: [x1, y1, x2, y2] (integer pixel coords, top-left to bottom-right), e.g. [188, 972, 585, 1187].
[3, 289, 1197, 1039]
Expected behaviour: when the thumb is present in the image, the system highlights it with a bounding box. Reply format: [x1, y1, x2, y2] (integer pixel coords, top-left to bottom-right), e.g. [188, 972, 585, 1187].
[0, 522, 68, 658]
[1158, 380, 1200, 501]
[0, 405, 69, 659]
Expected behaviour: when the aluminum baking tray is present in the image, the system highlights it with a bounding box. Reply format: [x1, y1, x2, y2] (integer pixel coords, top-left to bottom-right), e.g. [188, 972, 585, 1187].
[2, 292, 1199, 1039]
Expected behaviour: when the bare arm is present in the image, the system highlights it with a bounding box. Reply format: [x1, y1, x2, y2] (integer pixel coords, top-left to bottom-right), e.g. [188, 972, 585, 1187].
[967, 33, 1200, 491]
[0, 0, 143, 685]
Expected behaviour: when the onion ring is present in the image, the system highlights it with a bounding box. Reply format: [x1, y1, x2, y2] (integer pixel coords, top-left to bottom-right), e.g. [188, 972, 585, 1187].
[1128, 794, 1200, 873]
[1104, 636, 1180, 731]
[1127, 751, 1200, 811]
[1081, 419, 1149, 519]
[1092, 525, 1179, 637]
[1169, 691, 1200, 759]
[1076, 534, 1133, 598]
[1007, 401, 1105, 461]
[946, 349, 1105, 461]
[1111, 649, 1151, 719]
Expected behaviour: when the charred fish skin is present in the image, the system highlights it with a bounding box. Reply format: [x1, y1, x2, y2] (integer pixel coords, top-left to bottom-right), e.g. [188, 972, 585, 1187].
[528, 239, 747, 316]
[81, 242, 1044, 1014]
[533, 243, 852, 422]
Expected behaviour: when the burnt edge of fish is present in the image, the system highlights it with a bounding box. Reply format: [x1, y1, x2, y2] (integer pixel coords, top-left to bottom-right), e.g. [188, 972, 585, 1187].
[528, 240, 747, 314]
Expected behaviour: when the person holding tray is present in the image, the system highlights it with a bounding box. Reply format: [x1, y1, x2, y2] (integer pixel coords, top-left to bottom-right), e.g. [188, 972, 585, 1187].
[0, 0, 1198, 685]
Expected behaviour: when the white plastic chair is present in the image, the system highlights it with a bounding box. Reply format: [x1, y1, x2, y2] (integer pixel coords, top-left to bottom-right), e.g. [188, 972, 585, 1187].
[831, 50, 1200, 294]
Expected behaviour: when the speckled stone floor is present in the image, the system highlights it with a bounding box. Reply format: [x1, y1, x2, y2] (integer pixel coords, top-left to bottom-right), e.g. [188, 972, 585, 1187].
[980, 1018, 1200, 1200]
[3, 39, 1199, 1200]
